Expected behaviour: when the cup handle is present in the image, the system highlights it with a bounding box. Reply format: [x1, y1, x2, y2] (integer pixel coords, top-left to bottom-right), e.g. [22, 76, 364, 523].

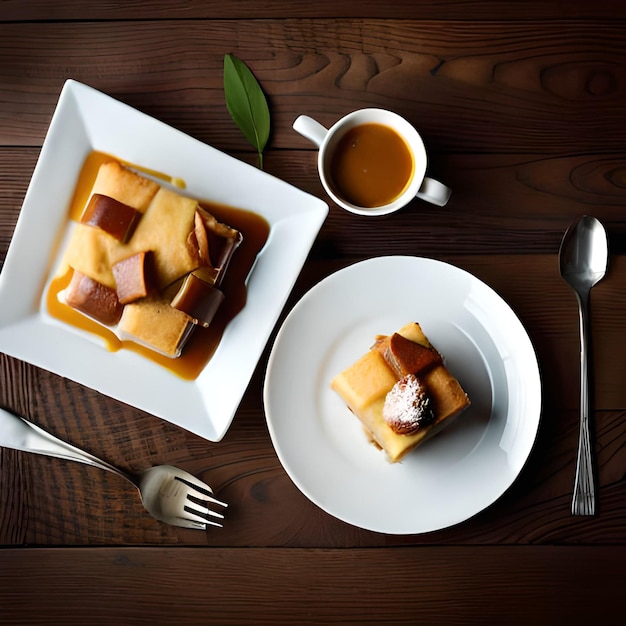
[293, 115, 329, 147]
[415, 176, 452, 207]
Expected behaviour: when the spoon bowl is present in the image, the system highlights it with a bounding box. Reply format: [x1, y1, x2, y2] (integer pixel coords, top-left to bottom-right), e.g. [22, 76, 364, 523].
[559, 215, 609, 516]
[560, 215, 609, 291]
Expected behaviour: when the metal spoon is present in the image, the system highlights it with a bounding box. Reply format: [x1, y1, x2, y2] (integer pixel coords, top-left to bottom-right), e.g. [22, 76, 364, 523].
[559, 215, 609, 515]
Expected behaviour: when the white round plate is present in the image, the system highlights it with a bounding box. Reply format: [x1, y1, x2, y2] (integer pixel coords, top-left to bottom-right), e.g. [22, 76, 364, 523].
[263, 256, 541, 534]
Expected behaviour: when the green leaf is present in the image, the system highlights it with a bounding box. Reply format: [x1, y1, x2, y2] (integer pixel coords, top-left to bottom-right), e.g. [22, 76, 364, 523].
[223, 54, 270, 169]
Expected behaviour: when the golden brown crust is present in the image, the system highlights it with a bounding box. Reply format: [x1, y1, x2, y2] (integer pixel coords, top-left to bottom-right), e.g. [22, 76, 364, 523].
[64, 270, 123, 326]
[379, 332, 442, 378]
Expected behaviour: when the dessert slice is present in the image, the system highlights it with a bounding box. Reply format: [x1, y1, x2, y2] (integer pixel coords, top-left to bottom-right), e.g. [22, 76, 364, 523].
[331, 322, 470, 462]
[59, 159, 243, 358]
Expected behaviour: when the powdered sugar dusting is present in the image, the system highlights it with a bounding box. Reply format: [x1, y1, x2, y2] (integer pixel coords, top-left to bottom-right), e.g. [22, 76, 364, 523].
[383, 374, 434, 435]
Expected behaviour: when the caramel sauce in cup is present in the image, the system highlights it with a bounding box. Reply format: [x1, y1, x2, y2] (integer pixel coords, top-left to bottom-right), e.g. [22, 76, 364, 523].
[329, 123, 415, 208]
[293, 108, 451, 215]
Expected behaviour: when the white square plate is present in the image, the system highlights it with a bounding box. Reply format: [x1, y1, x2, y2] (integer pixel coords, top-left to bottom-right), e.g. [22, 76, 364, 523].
[0, 80, 328, 441]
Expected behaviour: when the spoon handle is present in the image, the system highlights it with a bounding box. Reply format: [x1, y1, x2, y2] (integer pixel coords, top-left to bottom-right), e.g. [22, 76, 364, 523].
[572, 290, 596, 516]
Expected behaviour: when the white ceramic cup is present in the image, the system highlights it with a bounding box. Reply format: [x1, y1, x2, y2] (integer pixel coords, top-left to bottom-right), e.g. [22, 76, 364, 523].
[293, 108, 451, 216]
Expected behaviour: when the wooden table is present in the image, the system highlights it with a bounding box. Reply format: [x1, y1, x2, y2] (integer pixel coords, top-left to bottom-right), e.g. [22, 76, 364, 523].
[1, 2, 625, 624]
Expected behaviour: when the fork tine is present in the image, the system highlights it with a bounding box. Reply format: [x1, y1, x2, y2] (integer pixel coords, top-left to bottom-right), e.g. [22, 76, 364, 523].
[174, 476, 228, 508]
[185, 498, 225, 520]
[182, 504, 223, 528]
[174, 517, 212, 530]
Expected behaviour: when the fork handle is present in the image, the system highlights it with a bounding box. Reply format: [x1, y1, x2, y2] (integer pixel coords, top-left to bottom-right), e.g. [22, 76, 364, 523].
[0, 406, 133, 484]
[572, 290, 596, 516]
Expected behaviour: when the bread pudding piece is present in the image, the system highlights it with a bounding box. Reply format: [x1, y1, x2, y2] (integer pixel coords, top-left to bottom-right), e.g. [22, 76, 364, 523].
[60, 160, 242, 357]
[119, 297, 195, 358]
[331, 322, 470, 462]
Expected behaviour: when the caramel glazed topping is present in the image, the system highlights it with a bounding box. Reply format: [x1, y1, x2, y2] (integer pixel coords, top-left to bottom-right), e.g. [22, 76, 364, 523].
[379, 334, 440, 436]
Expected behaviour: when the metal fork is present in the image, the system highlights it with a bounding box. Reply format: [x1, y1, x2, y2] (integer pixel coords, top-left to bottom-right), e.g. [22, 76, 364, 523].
[0, 406, 226, 529]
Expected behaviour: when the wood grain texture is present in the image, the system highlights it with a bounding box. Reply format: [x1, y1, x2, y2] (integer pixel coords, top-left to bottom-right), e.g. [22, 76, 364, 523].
[1, 20, 625, 153]
[1, 2, 626, 623]
[3, 0, 626, 20]
[0, 546, 624, 625]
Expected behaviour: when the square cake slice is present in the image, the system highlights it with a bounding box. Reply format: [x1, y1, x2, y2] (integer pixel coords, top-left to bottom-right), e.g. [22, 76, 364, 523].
[331, 322, 470, 463]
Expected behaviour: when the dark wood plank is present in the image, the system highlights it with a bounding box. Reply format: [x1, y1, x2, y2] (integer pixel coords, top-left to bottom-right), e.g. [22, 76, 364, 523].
[0, 20, 625, 155]
[1, 546, 624, 625]
[1, 2, 625, 623]
[2, 374, 624, 548]
[3, 0, 626, 20]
